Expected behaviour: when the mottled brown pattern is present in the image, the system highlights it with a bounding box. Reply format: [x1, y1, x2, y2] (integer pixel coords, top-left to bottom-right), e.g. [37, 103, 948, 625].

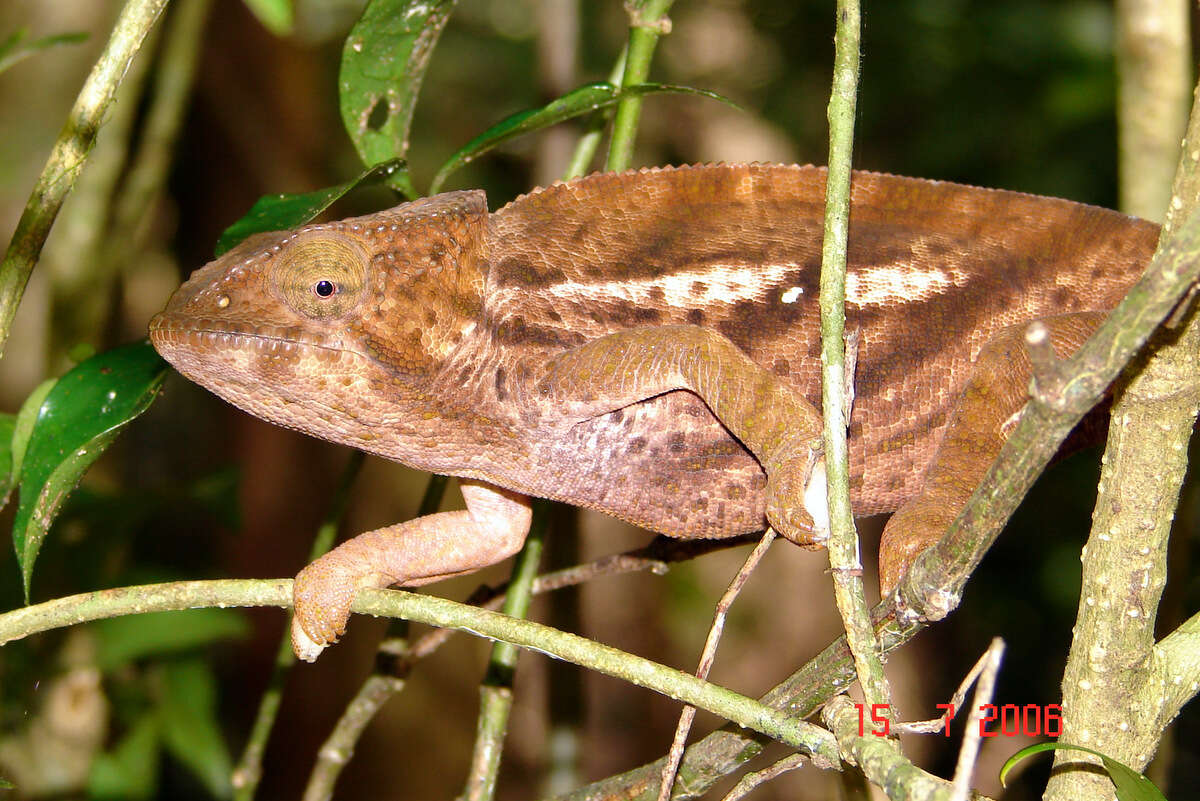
[485, 165, 1158, 523]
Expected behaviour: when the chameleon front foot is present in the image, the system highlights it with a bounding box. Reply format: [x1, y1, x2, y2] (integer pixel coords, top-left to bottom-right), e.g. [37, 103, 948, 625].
[291, 555, 393, 662]
[764, 449, 830, 546]
[289, 481, 533, 662]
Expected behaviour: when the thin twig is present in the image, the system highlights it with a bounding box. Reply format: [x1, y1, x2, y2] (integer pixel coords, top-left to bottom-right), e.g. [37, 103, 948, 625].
[657, 529, 777, 801]
[822, 695, 997, 801]
[718, 753, 808, 801]
[950, 638, 1004, 801]
[102, 0, 212, 268]
[406, 535, 757, 663]
[895, 645, 994, 736]
[301, 638, 411, 801]
[563, 48, 627, 180]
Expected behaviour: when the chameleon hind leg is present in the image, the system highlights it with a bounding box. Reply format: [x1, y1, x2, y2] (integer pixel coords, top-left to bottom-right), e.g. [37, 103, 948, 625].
[878, 312, 1108, 595]
[530, 324, 829, 545]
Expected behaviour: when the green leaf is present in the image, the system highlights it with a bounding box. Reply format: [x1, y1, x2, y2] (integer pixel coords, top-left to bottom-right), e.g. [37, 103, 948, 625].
[429, 82, 738, 193]
[159, 659, 233, 800]
[0, 776, 13, 789]
[7, 379, 57, 510]
[88, 713, 161, 800]
[13, 342, 167, 599]
[94, 609, 250, 670]
[1000, 743, 1166, 801]
[214, 158, 409, 255]
[241, 0, 293, 36]
[0, 413, 15, 509]
[339, 0, 457, 183]
[0, 28, 87, 75]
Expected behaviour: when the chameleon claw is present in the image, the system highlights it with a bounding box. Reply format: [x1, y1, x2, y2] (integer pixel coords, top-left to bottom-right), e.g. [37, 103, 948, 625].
[291, 616, 329, 663]
[802, 456, 830, 541]
[764, 442, 828, 547]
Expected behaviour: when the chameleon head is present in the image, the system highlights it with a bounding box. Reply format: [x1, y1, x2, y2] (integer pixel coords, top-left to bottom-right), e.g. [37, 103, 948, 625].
[150, 191, 490, 456]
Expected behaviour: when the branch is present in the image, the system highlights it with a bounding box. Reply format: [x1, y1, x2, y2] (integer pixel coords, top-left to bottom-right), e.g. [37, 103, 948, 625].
[1116, 0, 1190, 220]
[822, 696, 996, 801]
[897, 200, 1200, 621]
[0, 580, 838, 763]
[1047, 35, 1200, 798]
[819, 0, 892, 721]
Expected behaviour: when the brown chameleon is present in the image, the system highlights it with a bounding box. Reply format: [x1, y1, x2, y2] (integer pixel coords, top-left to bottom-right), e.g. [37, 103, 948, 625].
[149, 164, 1159, 660]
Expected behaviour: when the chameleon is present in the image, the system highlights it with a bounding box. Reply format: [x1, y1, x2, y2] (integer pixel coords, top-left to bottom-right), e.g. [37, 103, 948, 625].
[149, 163, 1160, 661]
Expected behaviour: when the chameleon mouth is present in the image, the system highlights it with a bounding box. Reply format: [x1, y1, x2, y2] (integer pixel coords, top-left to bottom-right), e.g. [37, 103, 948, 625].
[149, 313, 352, 360]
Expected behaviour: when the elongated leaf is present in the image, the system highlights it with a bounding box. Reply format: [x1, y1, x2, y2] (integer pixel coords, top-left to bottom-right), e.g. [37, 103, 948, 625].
[0, 413, 14, 508]
[0, 29, 87, 75]
[88, 713, 160, 800]
[8, 379, 57, 503]
[13, 342, 167, 598]
[159, 659, 233, 800]
[430, 82, 738, 193]
[1000, 742, 1166, 801]
[339, 0, 456, 181]
[241, 0, 293, 36]
[95, 609, 249, 670]
[214, 158, 409, 255]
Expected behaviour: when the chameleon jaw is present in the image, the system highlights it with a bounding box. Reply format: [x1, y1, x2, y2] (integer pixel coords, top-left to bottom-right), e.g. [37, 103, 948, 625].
[149, 313, 353, 358]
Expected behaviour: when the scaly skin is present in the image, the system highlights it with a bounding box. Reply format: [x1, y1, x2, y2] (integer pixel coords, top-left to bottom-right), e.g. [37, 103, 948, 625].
[150, 164, 1159, 659]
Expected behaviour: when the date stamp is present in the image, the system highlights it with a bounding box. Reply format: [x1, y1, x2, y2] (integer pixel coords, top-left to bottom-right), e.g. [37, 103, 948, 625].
[854, 703, 1063, 738]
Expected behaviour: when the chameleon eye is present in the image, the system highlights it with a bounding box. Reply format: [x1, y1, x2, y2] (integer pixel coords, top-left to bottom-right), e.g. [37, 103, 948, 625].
[271, 231, 367, 320]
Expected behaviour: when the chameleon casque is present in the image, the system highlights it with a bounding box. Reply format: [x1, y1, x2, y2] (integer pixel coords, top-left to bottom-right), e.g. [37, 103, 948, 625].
[149, 163, 1160, 661]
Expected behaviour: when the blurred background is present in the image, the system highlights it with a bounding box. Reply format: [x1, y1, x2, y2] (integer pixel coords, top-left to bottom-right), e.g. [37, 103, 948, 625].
[0, 1, 1197, 799]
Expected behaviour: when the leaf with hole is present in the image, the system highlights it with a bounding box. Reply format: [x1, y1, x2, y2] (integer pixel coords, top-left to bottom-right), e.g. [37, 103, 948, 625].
[12, 341, 167, 599]
[0, 28, 87, 75]
[430, 82, 738, 193]
[1000, 743, 1165, 801]
[214, 159, 409, 255]
[339, 0, 457, 184]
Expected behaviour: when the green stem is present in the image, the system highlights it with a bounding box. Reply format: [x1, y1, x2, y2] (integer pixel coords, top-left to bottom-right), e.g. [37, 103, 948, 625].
[462, 502, 547, 801]
[564, 48, 627, 180]
[819, 0, 891, 716]
[605, 0, 673, 172]
[0, 579, 838, 761]
[0, 0, 169, 356]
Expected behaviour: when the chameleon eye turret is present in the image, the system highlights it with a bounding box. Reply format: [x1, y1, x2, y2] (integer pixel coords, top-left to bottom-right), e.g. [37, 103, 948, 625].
[271, 230, 368, 320]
